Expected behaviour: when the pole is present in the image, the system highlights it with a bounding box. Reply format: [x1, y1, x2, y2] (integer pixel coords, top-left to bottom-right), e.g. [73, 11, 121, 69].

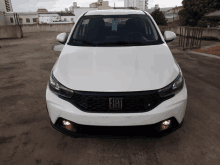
[199, 28, 203, 48]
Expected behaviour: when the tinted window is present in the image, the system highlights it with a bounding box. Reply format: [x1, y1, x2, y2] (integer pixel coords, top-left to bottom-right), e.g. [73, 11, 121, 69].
[68, 14, 163, 47]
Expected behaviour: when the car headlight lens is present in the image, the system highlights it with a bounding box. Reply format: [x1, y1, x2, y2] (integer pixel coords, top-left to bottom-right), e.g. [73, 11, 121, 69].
[158, 70, 184, 97]
[49, 71, 74, 98]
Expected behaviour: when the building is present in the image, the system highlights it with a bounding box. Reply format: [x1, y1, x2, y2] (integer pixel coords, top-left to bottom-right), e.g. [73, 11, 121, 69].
[37, 8, 48, 13]
[90, 3, 98, 8]
[89, 0, 113, 9]
[71, 1, 113, 22]
[124, 0, 148, 10]
[73, 7, 98, 22]
[73, 2, 77, 8]
[69, 2, 79, 12]
[59, 12, 75, 22]
[38, 12, 75, 24]
[0, 0, 13, 12]
[98, 1, 113, 10]
[205, 10, 220, 17]
[89, 0, 102, 8]
[0, 0, 22, 26]
[2, 11, 39, 25]
[38, 12, 60, 24]
[154, 4, 159, 9]
[15, 12, 39, 24]
[164, 6, 183, 23]
[204, 10, 220, 28]
[69, 2, 78, 12]
[145, 5, 173, 14]
[0, 11, 5, 25]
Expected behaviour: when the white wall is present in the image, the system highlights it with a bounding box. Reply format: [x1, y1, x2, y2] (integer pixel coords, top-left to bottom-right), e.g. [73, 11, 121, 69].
[61, 16, 74, 22]
[0, 0, 6, 12]
[3, 13, 16, 25]
[124, 0, 148, 10]
[73, 7, 98, 23]
[0, 0, 13, 12]
[124, 0, 127, 7]
[19, 14, 38, 24]
[39, 14, 60, 24]
[0, 11, 5, 25]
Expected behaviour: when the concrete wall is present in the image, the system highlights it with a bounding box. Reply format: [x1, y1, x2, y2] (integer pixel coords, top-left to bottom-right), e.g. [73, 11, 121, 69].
[22, 23, 75, 33]
[0, 25, 22, 39]
[158, 26, 220, 40]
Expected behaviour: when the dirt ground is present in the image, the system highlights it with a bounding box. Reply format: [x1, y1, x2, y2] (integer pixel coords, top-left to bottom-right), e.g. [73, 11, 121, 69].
[0, 32, 220, 165]
[194, 45, 220, 56]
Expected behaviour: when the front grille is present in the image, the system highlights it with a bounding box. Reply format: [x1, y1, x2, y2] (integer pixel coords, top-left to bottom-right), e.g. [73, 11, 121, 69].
[60, 90, 174, 113]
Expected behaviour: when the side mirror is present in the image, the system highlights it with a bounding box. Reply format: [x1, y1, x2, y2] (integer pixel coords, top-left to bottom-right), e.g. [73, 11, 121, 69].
[56, 32, 68, 44]
[164, 31, 176, 43]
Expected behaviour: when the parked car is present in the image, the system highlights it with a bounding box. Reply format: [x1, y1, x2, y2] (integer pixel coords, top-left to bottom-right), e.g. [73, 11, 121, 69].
[46, 9, 187, 137]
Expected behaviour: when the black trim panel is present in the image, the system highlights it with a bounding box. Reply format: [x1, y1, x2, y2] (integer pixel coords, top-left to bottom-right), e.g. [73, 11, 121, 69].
[50, 117, 183, 138]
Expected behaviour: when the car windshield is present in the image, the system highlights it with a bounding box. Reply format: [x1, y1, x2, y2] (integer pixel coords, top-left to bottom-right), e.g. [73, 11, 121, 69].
[68, 14, 164, 47]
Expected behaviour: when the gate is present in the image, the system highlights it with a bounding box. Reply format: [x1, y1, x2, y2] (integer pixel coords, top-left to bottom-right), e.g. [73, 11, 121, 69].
[179, 27, 204, 50]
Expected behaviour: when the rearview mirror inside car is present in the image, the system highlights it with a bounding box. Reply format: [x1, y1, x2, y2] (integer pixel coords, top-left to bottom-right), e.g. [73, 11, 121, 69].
[164, 31, 176, 43]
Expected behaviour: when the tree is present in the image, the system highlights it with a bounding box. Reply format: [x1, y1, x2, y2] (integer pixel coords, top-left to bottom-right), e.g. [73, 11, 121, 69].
[151, 8, 168, 26]
[178, 0, 220, 27]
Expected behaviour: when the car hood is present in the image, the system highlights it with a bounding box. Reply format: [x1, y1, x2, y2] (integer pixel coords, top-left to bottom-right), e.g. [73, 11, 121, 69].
[53, 43, 179, 92]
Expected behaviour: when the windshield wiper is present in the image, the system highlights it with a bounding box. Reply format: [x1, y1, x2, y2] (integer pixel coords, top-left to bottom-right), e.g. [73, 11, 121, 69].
[96, 41, 145, 45]
[72, 40, 149, 46]
[72, 39, 95, 45]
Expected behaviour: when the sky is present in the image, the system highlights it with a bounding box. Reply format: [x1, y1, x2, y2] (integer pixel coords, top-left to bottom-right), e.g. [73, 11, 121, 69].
[11, 0, 183, 12]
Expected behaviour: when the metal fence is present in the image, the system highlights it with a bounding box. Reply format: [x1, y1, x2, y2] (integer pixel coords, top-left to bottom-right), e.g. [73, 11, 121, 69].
[179, 27, 204, 50]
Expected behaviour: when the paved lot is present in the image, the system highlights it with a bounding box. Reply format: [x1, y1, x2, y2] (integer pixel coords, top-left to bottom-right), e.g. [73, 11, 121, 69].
[0, 32, 220, 165]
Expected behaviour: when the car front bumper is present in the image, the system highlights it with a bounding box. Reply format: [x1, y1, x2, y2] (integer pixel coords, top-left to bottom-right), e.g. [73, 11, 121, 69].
[46, 82, 187, 135]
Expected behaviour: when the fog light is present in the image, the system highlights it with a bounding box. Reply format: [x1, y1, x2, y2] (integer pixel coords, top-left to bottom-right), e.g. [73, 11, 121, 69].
[63, 120, 71, 126]
[161, 120, 171, 130]
[62, 120, 76, 132]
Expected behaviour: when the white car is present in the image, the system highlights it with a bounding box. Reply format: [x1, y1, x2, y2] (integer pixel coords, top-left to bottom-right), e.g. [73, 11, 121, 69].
[46, 9, 187, 137]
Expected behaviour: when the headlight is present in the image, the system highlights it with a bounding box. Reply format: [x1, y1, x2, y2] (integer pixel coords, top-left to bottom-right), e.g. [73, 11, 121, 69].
[49, 71, 74, 98]
[158, 70, 184, 97]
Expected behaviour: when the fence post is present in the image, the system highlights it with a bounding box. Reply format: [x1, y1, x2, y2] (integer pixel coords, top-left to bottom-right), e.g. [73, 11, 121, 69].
[197, 28, 202, 48]
[194, 28, 198, 48]
[199, 28, 203, 48]
[190, 28, 196, 48]
[182, 27, 187, 50]
[179, 27, 181, 47]
[196, 28, 200, 48]
[185, 27, 190, 49]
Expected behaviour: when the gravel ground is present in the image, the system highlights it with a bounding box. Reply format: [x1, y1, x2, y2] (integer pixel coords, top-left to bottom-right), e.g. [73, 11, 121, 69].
[0, 32, 220, 165]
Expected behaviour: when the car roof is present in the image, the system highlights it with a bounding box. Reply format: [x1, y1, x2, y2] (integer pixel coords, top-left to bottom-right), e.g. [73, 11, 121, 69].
[85, 9, 146, 16]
